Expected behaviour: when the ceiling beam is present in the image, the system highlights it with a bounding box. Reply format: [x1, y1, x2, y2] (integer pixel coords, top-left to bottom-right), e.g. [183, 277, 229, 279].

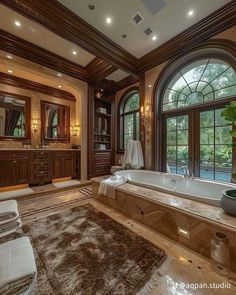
[138, 0, 236, 74]
[0, 72, 76, 101]
[0, 0, 139, 77]
[86, 57, 117, 82]
[0, 29, 87, 81]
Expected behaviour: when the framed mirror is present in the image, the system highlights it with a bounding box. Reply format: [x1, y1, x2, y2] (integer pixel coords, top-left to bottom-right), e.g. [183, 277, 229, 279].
[0, 91, 31, 140]
[41, 101, 70, 142]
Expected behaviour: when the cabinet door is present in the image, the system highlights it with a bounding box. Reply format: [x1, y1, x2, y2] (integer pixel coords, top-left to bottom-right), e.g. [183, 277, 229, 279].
[16, 159, 30, 184]
[64, 158, 75, 177]
[52, 158, 63, 179]
[0, 159, 15, 187]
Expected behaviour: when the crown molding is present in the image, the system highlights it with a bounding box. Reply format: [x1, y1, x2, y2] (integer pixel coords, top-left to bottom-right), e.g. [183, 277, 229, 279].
[0, 0, 139, 76]
[0, 29, 87, 81]
[0, 72, 76, 101]
[138, 0, 236, 74]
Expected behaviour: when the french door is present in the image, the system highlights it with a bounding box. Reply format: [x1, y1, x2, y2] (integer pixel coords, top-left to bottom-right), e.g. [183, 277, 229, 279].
[163, 103, 233, 182]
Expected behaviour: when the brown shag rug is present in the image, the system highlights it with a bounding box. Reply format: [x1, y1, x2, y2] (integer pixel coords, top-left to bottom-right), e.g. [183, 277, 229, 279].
[23, 204, 167, 295]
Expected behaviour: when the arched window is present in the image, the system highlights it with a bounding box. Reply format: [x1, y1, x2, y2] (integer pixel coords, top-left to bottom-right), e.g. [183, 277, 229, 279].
[158, 56, 236, 182]
[119, 90, 139, 149]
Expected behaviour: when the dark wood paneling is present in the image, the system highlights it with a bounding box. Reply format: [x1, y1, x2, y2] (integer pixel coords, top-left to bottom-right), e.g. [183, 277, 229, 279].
[1, 0, 138, 76]
[86, 57, 117, 82]
[0, 72, 76, 101]
[0, 150, 80, 187]
[0, 29, 87, 81]
[138, 1, 236, 74]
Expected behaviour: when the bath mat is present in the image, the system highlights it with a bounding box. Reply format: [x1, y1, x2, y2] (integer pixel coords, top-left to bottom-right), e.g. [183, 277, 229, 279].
[23, 204, 167, 295]
[52, 180, 81, 188]
[0, 188, 33, 201]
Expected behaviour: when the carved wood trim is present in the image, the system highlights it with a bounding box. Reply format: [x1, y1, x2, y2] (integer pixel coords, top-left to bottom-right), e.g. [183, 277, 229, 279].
[0, 72, 76, 101]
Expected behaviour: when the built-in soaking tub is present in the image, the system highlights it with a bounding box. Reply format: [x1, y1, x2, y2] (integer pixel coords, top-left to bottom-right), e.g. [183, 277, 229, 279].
[114, 170, 236, 206]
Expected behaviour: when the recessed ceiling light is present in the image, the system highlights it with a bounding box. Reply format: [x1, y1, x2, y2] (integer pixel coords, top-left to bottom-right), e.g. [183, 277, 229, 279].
[57, 73, 62, 77]
[14, 20, 21, 27]
[7, 70, 13, 74]
[6, 55, 13, 59]
[58, 85, 62, 88]
[72, 51, 77, 55]
[188, 10, 194, 17]
[152, 35, 157, 41]
[122, 34, 127, 39]
[148, 85, 152, 88]
[106, 17, 112, 24]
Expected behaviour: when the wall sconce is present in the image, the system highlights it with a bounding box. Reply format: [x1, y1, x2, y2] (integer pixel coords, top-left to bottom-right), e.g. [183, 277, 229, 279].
[32, 119, 39, 133]
[140, 102, 151, 121]
[71, 124, 80, 137]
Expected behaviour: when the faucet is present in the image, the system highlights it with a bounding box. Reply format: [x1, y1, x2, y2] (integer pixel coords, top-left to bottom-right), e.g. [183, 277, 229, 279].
[182, 166, 193, 178]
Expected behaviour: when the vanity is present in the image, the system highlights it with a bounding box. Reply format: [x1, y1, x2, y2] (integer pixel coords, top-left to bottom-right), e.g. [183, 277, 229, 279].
[0, 149, 81, 188]
[0, 90, 81, 189]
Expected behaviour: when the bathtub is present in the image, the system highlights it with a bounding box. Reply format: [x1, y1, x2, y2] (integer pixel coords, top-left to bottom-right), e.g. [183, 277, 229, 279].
[114, 170, 236, 206]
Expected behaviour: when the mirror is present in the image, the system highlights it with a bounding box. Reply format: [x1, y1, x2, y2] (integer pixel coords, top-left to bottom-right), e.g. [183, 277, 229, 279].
[0, 92, 30, 140]
[41, 101, 70, 142]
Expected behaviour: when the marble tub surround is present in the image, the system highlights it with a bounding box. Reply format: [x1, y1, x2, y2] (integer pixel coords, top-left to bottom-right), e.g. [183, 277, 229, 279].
[92, 177, 236, 231]
[92, 178, 236, 273]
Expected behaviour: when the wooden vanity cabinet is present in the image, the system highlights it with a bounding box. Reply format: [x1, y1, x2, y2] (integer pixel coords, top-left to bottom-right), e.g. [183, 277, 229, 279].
[0, 151, 31, 187]
[31, 151, 51, 185]
[51, 151, 76, 179]
[0, 150, 80, 188]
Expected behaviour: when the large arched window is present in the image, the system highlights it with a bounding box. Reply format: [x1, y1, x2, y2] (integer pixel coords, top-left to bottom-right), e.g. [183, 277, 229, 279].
[158, 56, 236, 182]
[119, 90, 139, 149]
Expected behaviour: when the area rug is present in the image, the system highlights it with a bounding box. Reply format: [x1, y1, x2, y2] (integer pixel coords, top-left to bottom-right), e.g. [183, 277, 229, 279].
[23, 204, 167, 295]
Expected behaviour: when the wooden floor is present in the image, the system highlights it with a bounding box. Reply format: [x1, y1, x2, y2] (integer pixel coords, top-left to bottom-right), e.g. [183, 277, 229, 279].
[18, 185, 236, 295]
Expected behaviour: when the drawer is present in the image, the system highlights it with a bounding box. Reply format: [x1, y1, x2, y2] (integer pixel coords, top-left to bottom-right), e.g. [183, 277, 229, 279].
[51, 151, 76, 159]
[0, 151, 30, 159]
[94, 152, 111, 160]
[32, 151, 50, 161]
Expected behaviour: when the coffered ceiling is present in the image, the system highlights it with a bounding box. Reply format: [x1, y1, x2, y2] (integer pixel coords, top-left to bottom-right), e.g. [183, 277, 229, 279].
[0, 0, 235, 83]
[58, 0, 230, 58]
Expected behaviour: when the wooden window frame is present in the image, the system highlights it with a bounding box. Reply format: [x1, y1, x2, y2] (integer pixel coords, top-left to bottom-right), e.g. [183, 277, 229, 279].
[117, 87, 139, 153]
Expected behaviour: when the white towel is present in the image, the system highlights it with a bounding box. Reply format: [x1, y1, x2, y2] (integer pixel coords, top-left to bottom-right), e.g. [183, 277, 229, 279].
[98, 175, 127, 199]
[0, 237, 37, 295]
[0, 218, 22, 238]
[0, 200, 19, 226]
[123, 140, 144, 169]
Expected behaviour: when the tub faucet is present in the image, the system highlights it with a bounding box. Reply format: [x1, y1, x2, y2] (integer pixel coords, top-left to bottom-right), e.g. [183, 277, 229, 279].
[183, 167, 193, 178]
